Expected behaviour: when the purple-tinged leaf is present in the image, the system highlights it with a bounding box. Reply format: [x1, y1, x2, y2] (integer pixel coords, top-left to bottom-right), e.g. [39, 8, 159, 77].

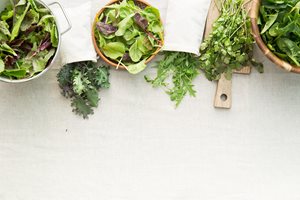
[134, 13, 148, 30]
[122, 53, 132, 62]
[96, 22, 117, 36]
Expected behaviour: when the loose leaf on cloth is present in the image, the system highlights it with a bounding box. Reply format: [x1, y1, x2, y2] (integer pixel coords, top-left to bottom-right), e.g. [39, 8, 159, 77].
[57, 61, 110, 119]
[145, 52, 200, 107]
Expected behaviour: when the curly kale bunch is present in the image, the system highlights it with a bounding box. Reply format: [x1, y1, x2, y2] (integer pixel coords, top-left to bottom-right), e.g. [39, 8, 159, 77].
[57, 61, 110, 119]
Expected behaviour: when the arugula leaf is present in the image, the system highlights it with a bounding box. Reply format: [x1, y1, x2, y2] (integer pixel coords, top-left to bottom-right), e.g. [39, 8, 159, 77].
[146, 52, 199, 107]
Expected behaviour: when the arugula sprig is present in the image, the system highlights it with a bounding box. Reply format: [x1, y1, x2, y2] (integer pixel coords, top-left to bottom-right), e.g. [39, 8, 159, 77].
[57, 62, 110, 119]
[145, 52, 200, 107]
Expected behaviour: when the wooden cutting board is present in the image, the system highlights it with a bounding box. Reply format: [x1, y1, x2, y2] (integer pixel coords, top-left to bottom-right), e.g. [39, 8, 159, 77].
[204, 0, 252, 109]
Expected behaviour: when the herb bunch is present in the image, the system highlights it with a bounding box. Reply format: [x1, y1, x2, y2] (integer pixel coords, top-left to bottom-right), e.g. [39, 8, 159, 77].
[199, 0, 263, 81]
[145, 52, 199, 107]
[57, 61, 110, 119]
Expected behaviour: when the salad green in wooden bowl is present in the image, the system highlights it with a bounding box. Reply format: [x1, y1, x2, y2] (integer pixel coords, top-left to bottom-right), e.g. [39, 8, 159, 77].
[92, 0, 164, 74]
[251, 0, 300, 73]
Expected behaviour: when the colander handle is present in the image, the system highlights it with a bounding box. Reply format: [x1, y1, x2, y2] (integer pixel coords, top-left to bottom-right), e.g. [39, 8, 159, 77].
[48, 1, 72, 35]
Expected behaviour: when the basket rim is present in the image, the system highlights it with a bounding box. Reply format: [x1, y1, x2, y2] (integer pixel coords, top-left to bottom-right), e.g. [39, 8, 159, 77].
[250, 0, 300, 73]
[91, 0, 164, 70]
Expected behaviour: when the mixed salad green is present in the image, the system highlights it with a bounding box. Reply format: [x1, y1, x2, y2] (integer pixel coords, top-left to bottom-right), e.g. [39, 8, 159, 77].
[0, 0, 58, 80]
[94, 0, 163, 74]
[259, 0, 300, 66]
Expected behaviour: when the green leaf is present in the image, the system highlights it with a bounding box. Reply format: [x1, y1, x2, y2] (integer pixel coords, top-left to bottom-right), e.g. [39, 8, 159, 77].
[2, 69, 27, 78]
[28, 0, 48, 13]
[261, 12, 278, 34]
[50, 24, 58, 47]
[71, 97, 94, 119]
[129, 39, 143, 62]
[127, 59, 147, 74]
[0, 6, 13, 21]
[0, 43, 17, 56]
[142, 6, 160, 22]
[32, 49, 55, 73]
[102, 42, 125, 60]
[115, 13, 134, 36]
[86, 89, 99, 107]
[0, 58, 4, 73]
[10, 3, 30, 41]
[0, 21, 11, 36]
[277, 38, 300, 66]
[38, 15, 55, 32]
[21, 9, 39, 32]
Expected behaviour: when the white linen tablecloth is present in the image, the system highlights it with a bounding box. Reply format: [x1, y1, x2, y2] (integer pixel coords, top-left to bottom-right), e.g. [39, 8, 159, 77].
[1, 0, 300, 200]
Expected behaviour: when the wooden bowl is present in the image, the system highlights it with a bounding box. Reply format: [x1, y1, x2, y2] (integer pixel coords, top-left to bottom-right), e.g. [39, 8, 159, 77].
[92, 0, 164, 70]
[250, 0, 300, 73]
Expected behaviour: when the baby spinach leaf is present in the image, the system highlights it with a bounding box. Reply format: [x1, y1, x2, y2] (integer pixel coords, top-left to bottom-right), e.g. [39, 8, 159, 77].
[102, 42, 125, 59]
[129, 39, 143, 62]
[277, 38, 300, 66]
[261, 12, 278, 34]
[115, 13, 134, 36]
[127, 59, 146, 74]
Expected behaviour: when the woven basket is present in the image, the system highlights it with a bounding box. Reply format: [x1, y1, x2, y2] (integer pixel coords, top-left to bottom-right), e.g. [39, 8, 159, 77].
[250, 0, 300, 73]
[92, 0, 164, 70]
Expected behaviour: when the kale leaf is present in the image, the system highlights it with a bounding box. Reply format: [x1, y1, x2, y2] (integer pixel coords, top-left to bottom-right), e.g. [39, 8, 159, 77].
[57, 61, 110, 119]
